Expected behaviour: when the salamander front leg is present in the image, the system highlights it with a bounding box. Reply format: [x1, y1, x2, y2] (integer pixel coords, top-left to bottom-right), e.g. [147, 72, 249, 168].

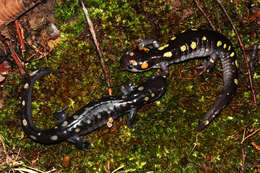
[66, 135, 91, 150]
[197, 54, 217, 75]
[160, 62, 169, 77]
[120, 83, 136, 96]
[54, 105, 68, 123]
[127, 108, 137, 128]
[137, 39, 160, 48]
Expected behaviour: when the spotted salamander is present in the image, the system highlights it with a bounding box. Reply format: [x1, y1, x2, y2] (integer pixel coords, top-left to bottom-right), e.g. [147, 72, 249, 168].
[21, 68, 167, 149]
[120, 29, 238, 131]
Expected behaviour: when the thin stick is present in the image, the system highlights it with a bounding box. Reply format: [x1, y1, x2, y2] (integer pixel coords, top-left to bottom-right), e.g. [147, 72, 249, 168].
[241, 128, 260, 144]
[0, 34, 25, 75]
[216, 0, 257, 105]
[81, 1, 112, 96]
[14, 20, 25, 57]
[240, 144, 246, 173]
[194, 0, 216, 30]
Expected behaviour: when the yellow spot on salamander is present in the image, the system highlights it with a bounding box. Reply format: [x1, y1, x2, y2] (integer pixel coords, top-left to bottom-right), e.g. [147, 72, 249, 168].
[190, 41, 197, 49]
[230, 52, 235, 57]
[180, 45, 186, 52]
[163, 51, 172, 57]
[234, 78, 238, 85]
[217, 41, 222, 47]
[141, 61, 149, 69]
[191, 28, 198, 31]
[223, 43, 227, 49]
[139, 47, 150, 52]
[204, 120, 209, 125]
[130, 60, 137, 66]
[181, 30, 186, 33]
[228, 45, 231, 51]
[129, 52, 134, 56]
[158, 44, 169, 51]
[171, 36, 176, 40]
[202, 36, 207, 41]
[235, 60, 239, 67]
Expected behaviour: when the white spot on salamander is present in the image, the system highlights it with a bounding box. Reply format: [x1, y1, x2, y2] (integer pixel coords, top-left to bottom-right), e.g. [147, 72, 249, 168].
[73, 115, 79, 119]
[75, 128, 80, 133]
[22, 119, 28, 126]
[144, 97, 149, 101]
[50, 135, 58, 141]
[24, 83, 29, 89]
[61, 121, 68, 127]
[87, 119, 91, 124]
[209, 58, 215, 63]
[22, 100, 26, 106]
[138, 86, 144, 91]
[122, 103, 127, 107]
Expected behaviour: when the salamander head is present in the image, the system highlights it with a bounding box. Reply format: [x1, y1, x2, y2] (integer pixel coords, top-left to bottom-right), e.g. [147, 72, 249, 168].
[120, 48, 160, 72]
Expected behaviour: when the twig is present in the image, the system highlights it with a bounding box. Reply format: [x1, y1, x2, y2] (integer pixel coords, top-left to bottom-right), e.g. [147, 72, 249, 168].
[240, 144, 246, 173]
[0, 34, 25, 75]
[14, 20, 25, 57]
[216, 0, 257, 105]
[193, 0, 216, 30]
[240, 128, 260, 144]
[81, 1, 112, 96]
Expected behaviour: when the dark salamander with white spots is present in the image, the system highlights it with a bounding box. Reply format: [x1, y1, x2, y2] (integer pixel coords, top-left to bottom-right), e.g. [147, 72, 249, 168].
[120, 29, 238, 131]
[21, 68, 166, 149]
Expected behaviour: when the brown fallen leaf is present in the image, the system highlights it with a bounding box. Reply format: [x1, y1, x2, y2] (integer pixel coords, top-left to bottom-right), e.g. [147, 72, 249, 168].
[62, 155, 71, 167]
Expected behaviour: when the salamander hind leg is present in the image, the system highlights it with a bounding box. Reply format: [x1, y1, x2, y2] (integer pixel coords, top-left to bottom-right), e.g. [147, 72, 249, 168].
[54, 105, 68, 123]
[66, 135, 91, 150]
[127, 108, 137, 129]
[197, 54, 218, 75]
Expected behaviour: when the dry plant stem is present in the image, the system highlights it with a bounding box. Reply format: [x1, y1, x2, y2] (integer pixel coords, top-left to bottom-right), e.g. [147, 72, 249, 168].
[14, 20, 25, 56]
[194, 0, 216, 30]
[216, 0, 257, 105]
[240, 144, 246, 173]
[81, 1, 112, 96]
[0, 135, 10, 164]
[6, 40, 25, 75]
[0, 34, 25, 75]
[241, 128, 260, 144]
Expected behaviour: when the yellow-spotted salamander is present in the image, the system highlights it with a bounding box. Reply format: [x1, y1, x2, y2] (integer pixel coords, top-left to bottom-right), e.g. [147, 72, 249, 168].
[120, 29, 238, 131]
[21, 68, 166, 149]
